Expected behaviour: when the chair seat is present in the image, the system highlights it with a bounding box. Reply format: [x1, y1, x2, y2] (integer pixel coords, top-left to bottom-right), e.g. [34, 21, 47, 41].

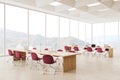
[57, 49, 63, 52]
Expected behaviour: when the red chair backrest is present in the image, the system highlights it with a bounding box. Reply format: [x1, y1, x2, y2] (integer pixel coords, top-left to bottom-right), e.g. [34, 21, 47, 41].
[73, 46, 79, 51]
[43, 55, 54, 64]
[86, 47, 92, 52]
[64, 46, 69, 50]
[8, 49, 13, 56]
[31, 52, 39, 60]
[64, 46, 71, 51]
[97, 47, 103, 53]
[57, 49, 63, 52]
[44, 48, 48, 51]
[33, 48, 37, 50]
[15, 51, 21, 60]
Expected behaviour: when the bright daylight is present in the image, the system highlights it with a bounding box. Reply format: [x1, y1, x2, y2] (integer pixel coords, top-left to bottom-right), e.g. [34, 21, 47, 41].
[0, 0, 120, 80]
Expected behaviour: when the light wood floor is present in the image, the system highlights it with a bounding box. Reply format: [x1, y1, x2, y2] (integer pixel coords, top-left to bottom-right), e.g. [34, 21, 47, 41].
[0, 49, 120, 80]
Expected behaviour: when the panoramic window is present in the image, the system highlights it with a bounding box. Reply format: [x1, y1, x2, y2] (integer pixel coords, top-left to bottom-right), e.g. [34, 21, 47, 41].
[29, 10, 45, 50]
[6, 5, 28, 54]
[0, 3, 4, 55]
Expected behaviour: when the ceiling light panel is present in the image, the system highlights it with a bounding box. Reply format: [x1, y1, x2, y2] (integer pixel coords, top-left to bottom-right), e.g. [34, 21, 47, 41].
[50, 1, 62, 6]
[114, 0, 119, 1]
[87, 2, 101, 7]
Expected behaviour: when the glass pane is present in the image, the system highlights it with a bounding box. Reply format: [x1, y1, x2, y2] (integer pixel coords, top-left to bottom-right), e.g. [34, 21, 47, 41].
[46, 14, 59, 50]
[29, 10, 45, 50]
[79, 22, 86, 42]
[60, 17, 69, 37]
[70, 19, 78, 39]
[105, 22, 118, 47]
[58, 17, 70, 49]
[86, 23, 91, 43]
[0, 3, 4, 56]
[46, 14, 59, 38]
[93, 23, 104, 46]
[6, 5, 28, 55]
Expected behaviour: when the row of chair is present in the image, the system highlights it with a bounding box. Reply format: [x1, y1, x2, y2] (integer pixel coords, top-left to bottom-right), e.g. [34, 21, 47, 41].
[64, 45, 79, 52]
[33, 45, 108, 57]
[33, 46, 79, 53]
[83, 46, 109, 56]
[8, 49, 57, 74]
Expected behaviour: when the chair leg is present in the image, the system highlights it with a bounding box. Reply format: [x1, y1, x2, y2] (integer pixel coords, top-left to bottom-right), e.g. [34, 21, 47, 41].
[43, 64, 56, 75]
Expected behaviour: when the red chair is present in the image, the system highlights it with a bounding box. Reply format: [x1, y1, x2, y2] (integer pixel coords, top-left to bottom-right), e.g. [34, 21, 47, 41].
[31, 52, 42, 61]
[96, 47, 108, 56]
[43, 55, 56, 74]
[14, 51, 23, 61]
[7, 49, 14, 63]
[56, 49, 63, 65]
[44, 48, 48, 51]
[86, 47, 95, 55]
[97, 47, 103, 53]
[31, 52, 43, 70]
[14, 51, 27, 66]
[73, 46, 79, 51]
[8, 49, 14, 56]
[82, 47, 87, 54]
[14, 51, 26, 61]
[64, 46, 71, 52]
[86, 47, 92, 52]
[33, 48, 37, 50]
[57, 49, 63, 52]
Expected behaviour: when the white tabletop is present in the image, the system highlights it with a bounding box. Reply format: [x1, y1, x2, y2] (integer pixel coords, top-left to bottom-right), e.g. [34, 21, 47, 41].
[30, 50, 79, 57]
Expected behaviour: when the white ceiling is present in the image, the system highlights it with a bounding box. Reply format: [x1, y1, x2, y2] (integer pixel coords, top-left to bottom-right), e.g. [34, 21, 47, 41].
[1, 0, 120, 23]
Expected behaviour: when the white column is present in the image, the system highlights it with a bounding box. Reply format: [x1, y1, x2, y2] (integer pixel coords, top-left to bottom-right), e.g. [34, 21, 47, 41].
[58, 16, 60, 48]
[69, 19, 71, 37]
[118, 20, 119, 41]
[4, 4, 6, 55]
[69, 19, 71, 45]
[78, 21, 79, 39]
[85, 23, 86, 45]
[27, 9, 29, 50]
[91, 23, 93, 44]
[103, 23, 105, 44]
[45, 14, 47, 47]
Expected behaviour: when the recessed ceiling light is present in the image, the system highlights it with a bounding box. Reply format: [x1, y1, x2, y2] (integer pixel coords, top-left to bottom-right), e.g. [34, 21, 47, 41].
[50, 1, 62, 6]
[114, 0, 119, 1]
[68, 8, 76, 11]
[87, 2, 101, 7]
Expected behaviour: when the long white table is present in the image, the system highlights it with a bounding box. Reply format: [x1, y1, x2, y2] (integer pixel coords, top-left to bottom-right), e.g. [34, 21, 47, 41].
[31, 50, 79, 72]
